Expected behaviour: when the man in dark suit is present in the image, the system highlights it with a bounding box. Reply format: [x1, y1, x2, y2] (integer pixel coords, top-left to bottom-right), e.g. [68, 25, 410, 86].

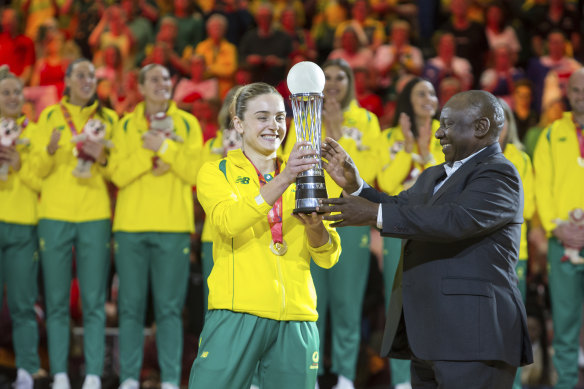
[317, 90, 533, 388]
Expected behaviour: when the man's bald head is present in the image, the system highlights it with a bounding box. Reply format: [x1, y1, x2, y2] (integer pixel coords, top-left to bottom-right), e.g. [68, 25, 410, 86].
[448, 90, 505, 139]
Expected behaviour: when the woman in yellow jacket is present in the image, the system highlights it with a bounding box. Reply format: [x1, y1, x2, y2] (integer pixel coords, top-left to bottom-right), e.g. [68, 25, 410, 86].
[375, 77, 442, 389]
[198, 86, 241, 315]
[283, 58, 380, 388]
[0, 67, 42, 389]
[109, 64, 203, 389]
[189, 82, 341, 389]
[498, 98, 536, 389]
[32, 58, 118, 389]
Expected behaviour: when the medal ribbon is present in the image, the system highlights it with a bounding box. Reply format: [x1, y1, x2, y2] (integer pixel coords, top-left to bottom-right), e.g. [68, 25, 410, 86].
[574, 118, 584, 160]
[59, 101, 97, 136]
[245, 155, 284, 245]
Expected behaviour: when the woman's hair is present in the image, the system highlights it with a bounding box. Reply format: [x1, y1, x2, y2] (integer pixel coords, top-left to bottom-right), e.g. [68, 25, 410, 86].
[321, 58, 355, 110]
[64, 58, 103, 116]
[138, 63, 167, 85]
[218, 86, 242, 130]
[392, 76, 434, 138]
[230, 82, 281, 120]
[498, 98, 524, 150]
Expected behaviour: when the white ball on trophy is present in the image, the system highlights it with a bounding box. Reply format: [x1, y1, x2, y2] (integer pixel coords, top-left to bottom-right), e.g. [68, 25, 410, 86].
[287, 61, 325, 94]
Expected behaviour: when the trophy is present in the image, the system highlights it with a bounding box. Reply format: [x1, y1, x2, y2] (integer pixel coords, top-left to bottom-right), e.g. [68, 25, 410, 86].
[287, 61, 328, 214]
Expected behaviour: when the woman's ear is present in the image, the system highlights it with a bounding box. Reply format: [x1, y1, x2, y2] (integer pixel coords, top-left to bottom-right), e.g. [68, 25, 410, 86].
[232, 116, 244, 135]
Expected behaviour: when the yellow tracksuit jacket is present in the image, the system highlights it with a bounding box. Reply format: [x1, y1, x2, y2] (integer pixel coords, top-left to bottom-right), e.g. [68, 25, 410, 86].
[284, 99, 381, 196]
[32, 99, 118, 222]
[197, 149, 341, 321]
[110, 101, 203, 233]
[0, 116, 41, 225]
[200, 132, 226, 243]
[376, 120, 444, 195]
[533, 112, 584, 235]
[504, 143, 535, 259]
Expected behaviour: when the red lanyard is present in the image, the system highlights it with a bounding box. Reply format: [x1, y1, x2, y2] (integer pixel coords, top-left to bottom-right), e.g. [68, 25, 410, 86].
[245, 154, 284, 245]
[59, 101, 96, 136]
[572, 117, 584, 159]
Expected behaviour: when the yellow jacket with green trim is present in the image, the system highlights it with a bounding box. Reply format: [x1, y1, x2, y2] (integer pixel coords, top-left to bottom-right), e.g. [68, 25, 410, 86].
[0, 116, 41, 225]
[200, 132, 226, 243]
[504, 143, 535, 259]
[197, 149, 341, 321]
[283, 99, 381, 196]
[533, 112, 584, 235]
[110, 101, 203, 233]
[376, 120, 444, 195]
[32, 98, 117, 222]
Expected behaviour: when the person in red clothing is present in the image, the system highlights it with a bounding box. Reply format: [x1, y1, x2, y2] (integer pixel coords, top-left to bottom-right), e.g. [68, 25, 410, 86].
[0, 9, 35, 84]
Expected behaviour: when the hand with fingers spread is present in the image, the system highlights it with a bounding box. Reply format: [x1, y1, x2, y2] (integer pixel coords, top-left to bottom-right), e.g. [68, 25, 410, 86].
[317, 195, 378, 228]
[321, 137, 362, 193]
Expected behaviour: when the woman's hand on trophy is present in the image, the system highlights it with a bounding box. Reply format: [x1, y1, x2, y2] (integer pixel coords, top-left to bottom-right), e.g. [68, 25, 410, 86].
[294, 211, 330, 248]
[280, 141, 319, 185]
[321, 137, 362, 194]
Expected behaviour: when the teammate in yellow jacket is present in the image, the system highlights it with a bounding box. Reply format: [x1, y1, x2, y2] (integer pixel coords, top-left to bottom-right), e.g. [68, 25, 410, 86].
[284, 59, 380, 389]
[0, 66, 42, 389]
[189, 82, 341, 389]
[109, 64, 203, 389]
[31, 59, 118, 389]
[533, 69, 584, 389]
[375, 77, 442, 389]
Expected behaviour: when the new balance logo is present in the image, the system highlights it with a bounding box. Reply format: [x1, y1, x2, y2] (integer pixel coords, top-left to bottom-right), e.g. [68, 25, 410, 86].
[235, 176, 250, 184]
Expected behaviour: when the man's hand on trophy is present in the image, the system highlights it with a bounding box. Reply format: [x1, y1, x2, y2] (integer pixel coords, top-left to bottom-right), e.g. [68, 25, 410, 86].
[281, 141, 319, 184]
[321, 137, 362, 194]
[317, 195, 378, 228]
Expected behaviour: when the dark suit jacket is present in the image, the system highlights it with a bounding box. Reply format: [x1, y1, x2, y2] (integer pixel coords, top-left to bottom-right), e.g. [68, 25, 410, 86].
[361, 143, 533, 367]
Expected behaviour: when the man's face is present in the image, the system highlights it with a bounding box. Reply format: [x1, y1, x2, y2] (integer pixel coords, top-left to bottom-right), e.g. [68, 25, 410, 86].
[436, 96, 480, 163]
[568, 72, 584, 115]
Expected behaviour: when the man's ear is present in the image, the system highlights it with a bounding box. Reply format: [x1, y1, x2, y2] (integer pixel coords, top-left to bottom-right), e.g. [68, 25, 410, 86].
[474, 117, 490, 138]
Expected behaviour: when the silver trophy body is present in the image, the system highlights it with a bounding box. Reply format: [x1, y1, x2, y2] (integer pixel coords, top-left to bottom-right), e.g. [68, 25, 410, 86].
[290, 92, 328, 214]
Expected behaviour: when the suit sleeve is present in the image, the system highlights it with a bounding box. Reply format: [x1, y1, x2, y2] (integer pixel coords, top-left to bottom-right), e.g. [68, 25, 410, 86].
[379, 163, 522, 242]
[196, 161, 273, 238]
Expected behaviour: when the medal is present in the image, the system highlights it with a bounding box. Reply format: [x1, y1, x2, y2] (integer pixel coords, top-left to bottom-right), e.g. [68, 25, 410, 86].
[270, 240, 288, 256]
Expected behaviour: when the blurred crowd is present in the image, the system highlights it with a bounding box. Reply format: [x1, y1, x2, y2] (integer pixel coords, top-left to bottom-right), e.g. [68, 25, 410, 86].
[1, 0, 584, 388]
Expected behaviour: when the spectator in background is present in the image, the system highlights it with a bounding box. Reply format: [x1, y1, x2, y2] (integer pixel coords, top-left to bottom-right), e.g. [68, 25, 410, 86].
[527, 30, 581, 112]
[21, 0, 61, 39]
[423, 31, 473, 93]
[209, 0, 254, 47]
[511, 79, 539, 141]
[65, 0, 104, 59]
[438, 76, 463, 109]
[279, 6, 317, 62]
[31, 58, 118, 389]
[89, 5, 136, 70]
[354, 67, 383, 119]
[143, 17, 188, 77]
[484, 2, 521, 57]
[239, 3, 292, 86]
[334, 0, 385, 52]
[120, 0, 155, 68]
[480, 43, 525, 105]
[0, 8, 35, 85]
[173, 54, 218, 111]
[30, 33, 68, 98]
[440, 0, 488, 88]
[311, 0, 347, 64]
[194, 13, 237, 99]
[529, 0, 581, 59]
[109, 69, 142, 117]
[95, 45, 123, 86]
[167, 0, 204, 60]
[328, 25, 374, 70]
[373, 20, 423, 99]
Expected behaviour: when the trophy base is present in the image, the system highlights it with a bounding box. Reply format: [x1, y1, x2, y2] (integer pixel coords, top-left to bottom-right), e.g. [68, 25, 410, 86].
[293, 173, 328, 214]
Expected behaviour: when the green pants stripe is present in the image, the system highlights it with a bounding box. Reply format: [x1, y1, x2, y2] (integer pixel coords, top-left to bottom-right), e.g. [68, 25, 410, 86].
[0, 222, 40, 374]
[512, 259, 527, 389]
[382, 237, 411, 385]
[548, 238, 584, 389]
[38, 219, 111, 375]
[201, 241, 213, 316]
[189, 310, 319, 389]
[115, 232, 190, 385]
[311, 226, 370, 380]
